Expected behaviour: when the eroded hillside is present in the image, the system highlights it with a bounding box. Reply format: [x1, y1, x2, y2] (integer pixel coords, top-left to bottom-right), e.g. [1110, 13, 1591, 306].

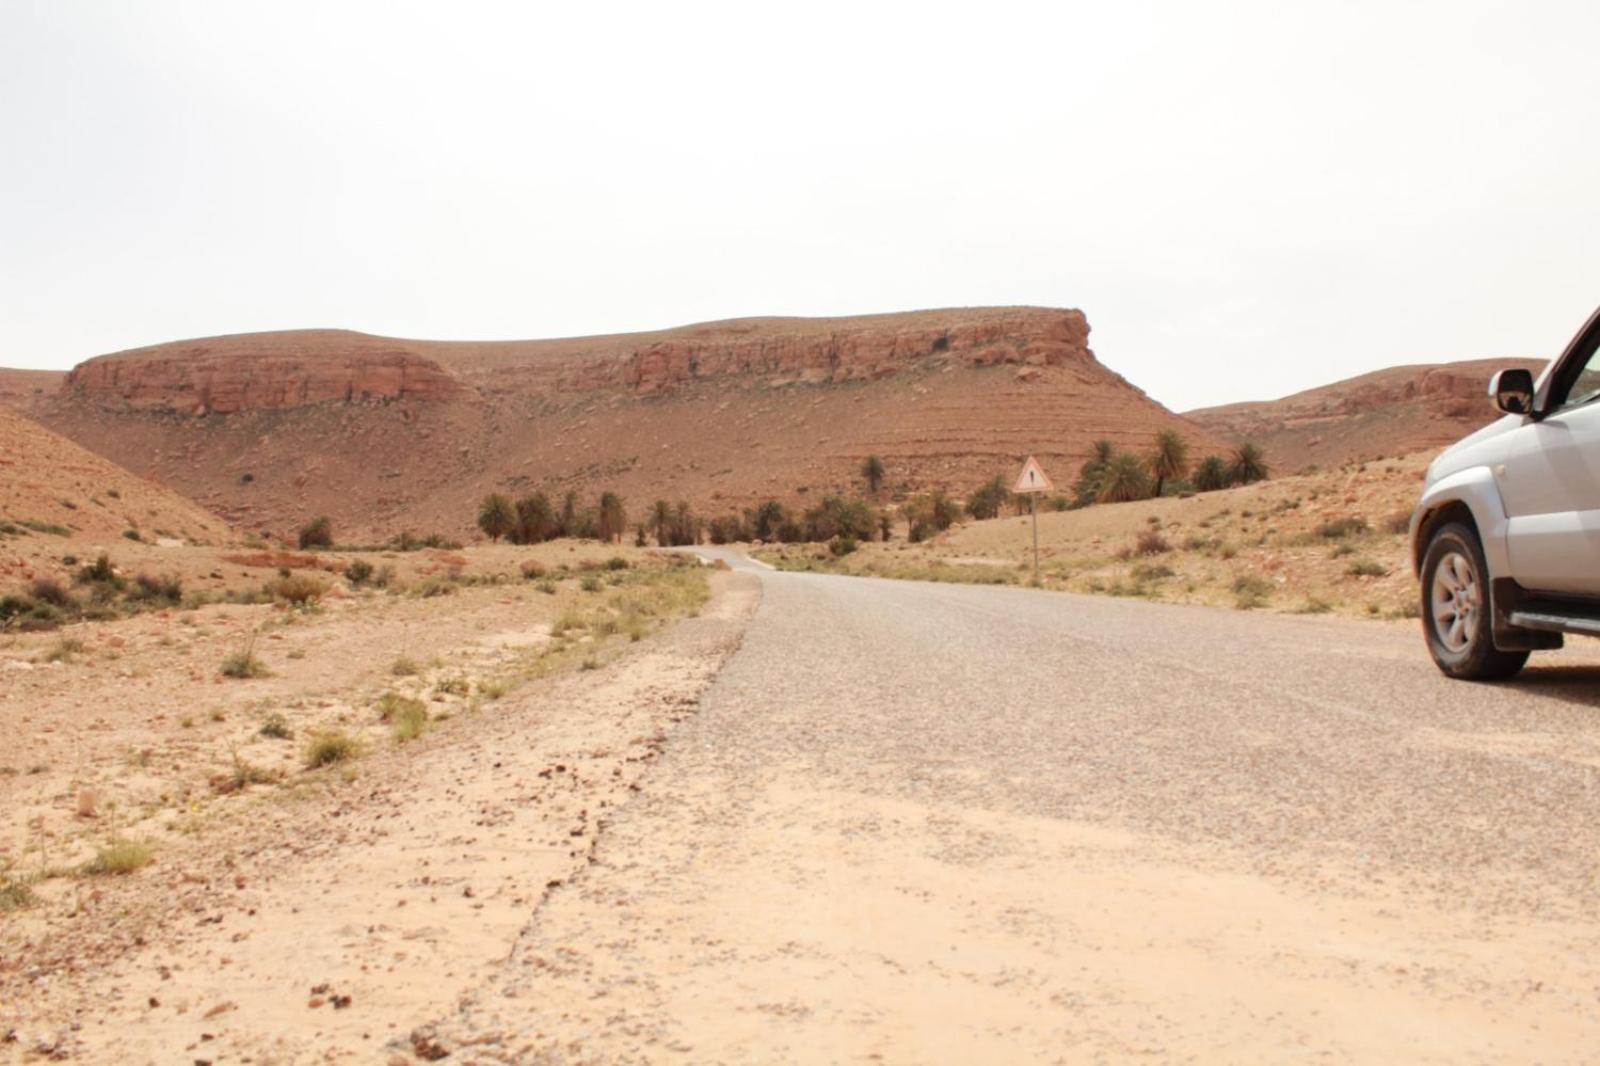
[27, 308, 1227, 540]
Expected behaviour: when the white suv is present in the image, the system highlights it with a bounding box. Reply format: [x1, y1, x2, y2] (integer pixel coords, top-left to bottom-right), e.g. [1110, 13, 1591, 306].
[1412, 306, 1600, 679]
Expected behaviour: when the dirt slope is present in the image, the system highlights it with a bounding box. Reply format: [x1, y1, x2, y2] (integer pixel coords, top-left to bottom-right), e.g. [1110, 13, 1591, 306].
[0, 406, 231, 584]
[1186, 358, 1547, 473]
[21, 308, 1228, 541]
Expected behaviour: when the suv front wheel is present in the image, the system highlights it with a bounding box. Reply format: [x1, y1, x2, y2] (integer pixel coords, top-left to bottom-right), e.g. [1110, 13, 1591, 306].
[1420, 522, 1529, 680]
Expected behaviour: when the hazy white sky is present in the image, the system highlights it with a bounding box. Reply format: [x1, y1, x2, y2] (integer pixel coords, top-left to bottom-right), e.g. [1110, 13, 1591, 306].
[3, 1, 1598, 410]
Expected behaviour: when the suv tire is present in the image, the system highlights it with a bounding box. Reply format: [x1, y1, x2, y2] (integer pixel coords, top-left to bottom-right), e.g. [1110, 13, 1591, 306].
[1420, 522, 1529, 681]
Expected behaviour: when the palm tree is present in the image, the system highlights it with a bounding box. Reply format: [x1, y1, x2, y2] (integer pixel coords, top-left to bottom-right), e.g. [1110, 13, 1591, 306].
[559, 491, 578, 537]
[1097, 452, 1153, 503]
[1192, 455, 1229, 492]
[674, 501, 693, 545]
[965, 475, 1011, 520]
[1075, 439, 1118, 505]
[597, 492, 626, 543]
[477, 494, 515, 542]
[1148, 429, 1190, 497]
[514, 492, 555, 543]
[753, 499, 786, 541]
[652, 499, 673, 546]
[861, 455, 886, 497]
[1229, 442, 1269, 485]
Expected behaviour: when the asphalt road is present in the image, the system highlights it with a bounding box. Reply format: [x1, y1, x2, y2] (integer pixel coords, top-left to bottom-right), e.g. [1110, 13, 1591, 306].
[438, 555, 1600, 1062]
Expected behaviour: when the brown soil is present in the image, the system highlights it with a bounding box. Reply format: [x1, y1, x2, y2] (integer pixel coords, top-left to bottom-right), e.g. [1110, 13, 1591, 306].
[1187, 357, 1547, 472]
[15, 308, 1228, 542]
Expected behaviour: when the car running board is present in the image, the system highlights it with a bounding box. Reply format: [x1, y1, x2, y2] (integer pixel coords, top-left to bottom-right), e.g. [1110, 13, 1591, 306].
[1508, 610, 1600, 638]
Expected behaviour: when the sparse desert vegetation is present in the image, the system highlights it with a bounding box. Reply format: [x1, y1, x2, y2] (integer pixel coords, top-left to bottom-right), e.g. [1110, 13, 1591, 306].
[757, 453, 1429, 619]
[0, 536, 712, 979]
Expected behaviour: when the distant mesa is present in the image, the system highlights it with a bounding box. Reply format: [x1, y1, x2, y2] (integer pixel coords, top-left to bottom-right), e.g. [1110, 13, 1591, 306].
[9, 307, 1224, 540]
[54, 308, 1097, 416]
[63, 330, 466, 415]
[1187, 357, 1549, 472]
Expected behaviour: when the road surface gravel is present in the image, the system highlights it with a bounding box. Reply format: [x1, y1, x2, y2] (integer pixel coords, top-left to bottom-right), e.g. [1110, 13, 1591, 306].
[428, 553, 1600, 1062]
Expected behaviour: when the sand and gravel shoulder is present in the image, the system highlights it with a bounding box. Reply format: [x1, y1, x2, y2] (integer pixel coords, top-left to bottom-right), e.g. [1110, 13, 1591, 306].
[2, 545, 756, 1062]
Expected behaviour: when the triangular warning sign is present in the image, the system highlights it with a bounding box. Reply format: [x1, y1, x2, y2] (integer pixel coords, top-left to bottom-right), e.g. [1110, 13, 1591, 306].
[1012, 455, 1053, 494]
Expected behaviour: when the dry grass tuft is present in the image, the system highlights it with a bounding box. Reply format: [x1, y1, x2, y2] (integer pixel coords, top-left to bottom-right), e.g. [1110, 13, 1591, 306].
[258, 712, 292, 739]
[304, 730, 359, 768]
[220, 636, 269, 679]
[266, 573, 328, 607]
[83, 839, 154, 876]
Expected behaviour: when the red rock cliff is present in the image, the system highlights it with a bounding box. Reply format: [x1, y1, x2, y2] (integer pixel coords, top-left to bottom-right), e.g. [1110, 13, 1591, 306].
[606, 308, 1092, 393]
[64, 330, 464, 415]
[56, 308, 1095, 414]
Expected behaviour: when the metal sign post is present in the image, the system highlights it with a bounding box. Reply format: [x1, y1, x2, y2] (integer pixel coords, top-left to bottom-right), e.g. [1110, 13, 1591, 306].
[1011, 455, 1053, 586]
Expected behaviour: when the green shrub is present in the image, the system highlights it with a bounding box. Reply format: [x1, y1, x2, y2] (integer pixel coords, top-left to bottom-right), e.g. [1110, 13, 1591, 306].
[29, 577, 72, 608]
[391, 656, 421, 677]
[2, 598, 63, 631]
[1346, 559, 1388, 578]
[828, 535, 859, 557]
[580, 575, 603, 593]
[76, 553, 119, 587]
[520, 560, 547, 580]
[259, 713, 292, 739]
[605, 556, 630, 571]
[298, 516, 334, 549]
[131, 572, 182, 604]
[343, 559, 374, 586]
[0, 595, 33, 623]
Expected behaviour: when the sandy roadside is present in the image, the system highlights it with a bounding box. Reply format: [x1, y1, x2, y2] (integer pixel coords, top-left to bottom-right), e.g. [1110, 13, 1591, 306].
[3, 569, 759, 1063]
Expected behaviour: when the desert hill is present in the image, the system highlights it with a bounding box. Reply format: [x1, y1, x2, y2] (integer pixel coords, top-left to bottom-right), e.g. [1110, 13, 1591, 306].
[0, 405, 232, 587]
[1185, 357, 1547, 473]
[23, 308, 1228, 540]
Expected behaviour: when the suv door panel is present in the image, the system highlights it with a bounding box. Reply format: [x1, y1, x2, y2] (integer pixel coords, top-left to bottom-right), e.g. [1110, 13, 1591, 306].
[1501, 403, 1600, 594]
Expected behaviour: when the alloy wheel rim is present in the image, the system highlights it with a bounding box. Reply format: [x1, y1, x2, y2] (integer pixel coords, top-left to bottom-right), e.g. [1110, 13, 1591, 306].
[1431, 550, 1479, 654]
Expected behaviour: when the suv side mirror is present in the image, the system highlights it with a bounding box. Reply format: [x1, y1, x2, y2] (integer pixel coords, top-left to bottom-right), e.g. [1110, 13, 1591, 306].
[1489, 368, 1536, 416]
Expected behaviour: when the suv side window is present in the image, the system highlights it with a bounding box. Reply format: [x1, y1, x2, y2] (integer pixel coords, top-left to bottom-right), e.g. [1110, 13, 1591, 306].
[1549, 327, 1600, 412]
[1563, 355, 1600, 411]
